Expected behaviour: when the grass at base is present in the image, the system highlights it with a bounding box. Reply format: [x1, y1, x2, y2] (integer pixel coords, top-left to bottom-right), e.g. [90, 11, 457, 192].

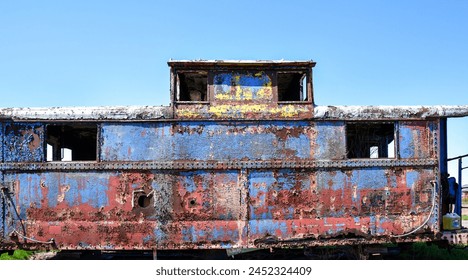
[0, 250, 34, 260]
[396, 243, 468, 260]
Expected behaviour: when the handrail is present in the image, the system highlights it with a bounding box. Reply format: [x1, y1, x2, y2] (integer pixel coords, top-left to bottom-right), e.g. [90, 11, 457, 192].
[448, 154, 468, 161]
[448, 154, 468, 216]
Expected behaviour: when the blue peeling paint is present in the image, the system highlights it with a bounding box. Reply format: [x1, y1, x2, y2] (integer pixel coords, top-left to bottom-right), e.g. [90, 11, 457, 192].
[315, 122, 345, 159]
[399, 125, 415, 158]
[154, 227, 167, 243]
[350, 168, 392, 190]
[406, 171, 419, 189]
[249, 220, 287, 237]
[316, 171, 346, 191]
[101, 121, 312, 162]
[284, 134, 310, 159]
[276, 172, 296, 191]
[77, 176, 109, 208]
[14, 174, 43, 219]
[248, 171, 276, 197]
[53, 173, 110, 208]
[4, 123, 44, 162]
[182, 225, 207, 243]
[6, 173, 111, 209]
[218, 242, 233, 249]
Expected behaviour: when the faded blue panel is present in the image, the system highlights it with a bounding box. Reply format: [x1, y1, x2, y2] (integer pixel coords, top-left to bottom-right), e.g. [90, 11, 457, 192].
[315, 122, 345, 159]
[4, 123, 44, 162]
[13, 173, 44, 219]
[349, 168, 394, 190]
[249, 220, 288, 236]
[101, 123, 172, 161]
[316, 171, 346, 191]
[399, 125, 414, 158]
[5, 172, 110, 212]
[284, 133, 310, 159]
[248, 170, 276, 197]
[101, 121, 312, 161]
[399, 122, 432, 159]
[153, 227, 167, 243]
[54, 173, 109, 208]
[406, 171, 419, 189]
[249, 171, 274, 220]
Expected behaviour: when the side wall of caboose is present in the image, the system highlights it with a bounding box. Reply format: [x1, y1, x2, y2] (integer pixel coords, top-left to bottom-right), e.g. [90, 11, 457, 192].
[0, 119, 440, 250]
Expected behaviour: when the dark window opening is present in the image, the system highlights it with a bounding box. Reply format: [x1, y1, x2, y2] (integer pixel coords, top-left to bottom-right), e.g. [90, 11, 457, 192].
[46, 124, 97, 161]
[278, 72, 308, 101]
[177, 72, 208, 101]
[346, 123, 395, 159]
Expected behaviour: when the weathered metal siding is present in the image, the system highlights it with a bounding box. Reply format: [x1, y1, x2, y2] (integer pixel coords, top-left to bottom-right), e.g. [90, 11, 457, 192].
[101, 122, 316, 162]
[3, 123, 44, 162]
[2, 166, 438, 249]
[2, 170, 246, 249]
[247, 168, 437, 243]
[315, 122, 346, 159]
[175, 104, 314, 120]
[0, 118, 443, 250]
[399, 121, 437, 159]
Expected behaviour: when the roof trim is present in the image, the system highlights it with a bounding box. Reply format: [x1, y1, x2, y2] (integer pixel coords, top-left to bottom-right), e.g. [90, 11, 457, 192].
[0, 105, 467, 121]
[314, 105, 468, 120]
[167, 59, 316, 68]
[0, 106, 172, 121]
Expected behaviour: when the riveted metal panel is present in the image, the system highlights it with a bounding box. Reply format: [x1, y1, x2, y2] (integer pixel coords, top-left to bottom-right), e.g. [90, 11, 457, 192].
[3, 170, 246, 250]
[247, 167, 438, 244]
[101, 121, 315, 162]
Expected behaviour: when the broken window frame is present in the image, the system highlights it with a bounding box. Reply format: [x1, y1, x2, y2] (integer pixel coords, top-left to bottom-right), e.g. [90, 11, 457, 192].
[174, 71, 209, 104]
[209, 70, 275, 102]
[345, 122, 396, 159]
[45, 123, 99, 162]
[276, 70, 312, 103]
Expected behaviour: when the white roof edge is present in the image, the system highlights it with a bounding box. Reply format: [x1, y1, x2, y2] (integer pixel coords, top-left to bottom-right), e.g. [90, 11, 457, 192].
[314, 105, 468, 119]
[1, 104, 467, 121]
[0, 105, 172, 121]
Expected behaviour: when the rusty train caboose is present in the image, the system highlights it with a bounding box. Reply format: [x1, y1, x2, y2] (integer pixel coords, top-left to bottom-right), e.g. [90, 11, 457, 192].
[1, 60, 468, 257]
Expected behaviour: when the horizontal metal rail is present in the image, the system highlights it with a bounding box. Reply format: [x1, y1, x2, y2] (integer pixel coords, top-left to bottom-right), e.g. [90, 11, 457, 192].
[0, 159, 438, 171]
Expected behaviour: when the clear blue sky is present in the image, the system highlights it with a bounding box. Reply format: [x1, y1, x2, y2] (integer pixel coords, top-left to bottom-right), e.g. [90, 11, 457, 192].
[0, 1, 467, 182]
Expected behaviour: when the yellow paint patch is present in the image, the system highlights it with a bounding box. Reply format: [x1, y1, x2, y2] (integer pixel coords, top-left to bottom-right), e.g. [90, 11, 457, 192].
[208, 104, 309, 118]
